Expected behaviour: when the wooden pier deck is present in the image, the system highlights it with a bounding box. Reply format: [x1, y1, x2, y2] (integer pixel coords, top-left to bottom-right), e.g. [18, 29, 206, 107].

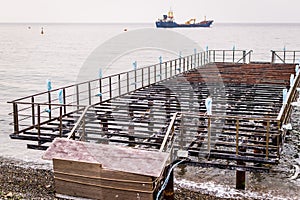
[7, 49, 300, 197]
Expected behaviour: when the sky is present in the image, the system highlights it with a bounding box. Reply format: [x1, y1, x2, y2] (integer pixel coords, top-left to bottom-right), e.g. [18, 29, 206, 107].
[1, 0, 300, 23]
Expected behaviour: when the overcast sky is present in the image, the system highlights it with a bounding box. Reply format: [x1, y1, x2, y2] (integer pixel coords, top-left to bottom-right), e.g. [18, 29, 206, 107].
[1, 0, 300, 23]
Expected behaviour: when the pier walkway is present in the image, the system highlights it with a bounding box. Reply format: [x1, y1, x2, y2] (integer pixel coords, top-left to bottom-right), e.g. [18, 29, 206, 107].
[8, 50, 300, 173]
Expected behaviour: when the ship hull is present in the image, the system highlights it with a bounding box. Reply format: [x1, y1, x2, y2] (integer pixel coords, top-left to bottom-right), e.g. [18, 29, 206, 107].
[156, 20, 213, 28]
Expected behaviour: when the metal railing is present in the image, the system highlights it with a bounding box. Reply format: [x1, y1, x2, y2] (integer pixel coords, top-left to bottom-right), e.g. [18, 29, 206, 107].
[8, 50, 251, 137]
[159, 113, 179, 152]
[207, 50, 252, 64]
[180, 113, 282, 160]
[271, 50, 300, 64]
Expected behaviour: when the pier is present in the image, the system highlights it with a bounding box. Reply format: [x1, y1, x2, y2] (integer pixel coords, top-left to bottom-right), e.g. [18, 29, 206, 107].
[8, 49, 300, 199]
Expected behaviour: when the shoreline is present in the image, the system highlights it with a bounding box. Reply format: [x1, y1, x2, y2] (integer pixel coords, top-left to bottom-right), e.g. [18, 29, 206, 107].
[1, 108, 299, 200]
[1, 156, 299, 200]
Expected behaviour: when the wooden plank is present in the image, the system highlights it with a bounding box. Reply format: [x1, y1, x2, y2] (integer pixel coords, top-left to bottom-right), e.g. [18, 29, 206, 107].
[55, 172, 154, 191]
[44, 138, 169, 178]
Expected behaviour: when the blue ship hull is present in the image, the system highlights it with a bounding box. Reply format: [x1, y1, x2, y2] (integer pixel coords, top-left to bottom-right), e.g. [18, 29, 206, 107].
[156, 20, 213, 28]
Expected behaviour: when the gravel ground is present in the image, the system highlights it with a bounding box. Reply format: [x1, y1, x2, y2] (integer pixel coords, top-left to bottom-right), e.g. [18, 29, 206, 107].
[0, 158, 225, 200]
[0, 158, 55, 199]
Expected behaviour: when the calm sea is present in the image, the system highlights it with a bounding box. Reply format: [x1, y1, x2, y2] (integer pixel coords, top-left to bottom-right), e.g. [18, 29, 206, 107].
[1, 23, 300, 161]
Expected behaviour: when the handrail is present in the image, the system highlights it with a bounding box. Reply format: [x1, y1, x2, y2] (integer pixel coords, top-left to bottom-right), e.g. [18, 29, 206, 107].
[67, 106, 91, 140]
[8, 49, 254, 137]
[271, 50, 300, 64]
[159, 112, 179, 152]
[236, 50, 253, 63]
[277, 72, 300, 123]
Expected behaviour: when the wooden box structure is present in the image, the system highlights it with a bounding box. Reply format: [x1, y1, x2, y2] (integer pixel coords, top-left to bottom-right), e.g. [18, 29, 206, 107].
[43, 138, 169, 200]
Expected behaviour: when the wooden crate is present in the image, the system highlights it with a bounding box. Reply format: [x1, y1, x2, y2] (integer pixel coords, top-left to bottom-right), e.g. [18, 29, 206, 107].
[53, 159, 156, 200]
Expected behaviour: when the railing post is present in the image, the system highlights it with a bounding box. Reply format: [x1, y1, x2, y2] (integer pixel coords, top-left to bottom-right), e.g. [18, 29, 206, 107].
[76, 85, 80, 107]
[184, 57, 189, 72]
[134, 68, 137, 90]
[249, 51, 252, 62]
[13, 102, 19, 134]
[271, 51, 275, 63]
[277, 120, 281, 158]
[207, 116, 211, 152]
[223, 50, 225, 62]
[233, 50, 235, 63]
[37, 104, 41, 139]
[283, 50, 286, 63]
[63, 88, 66, 114]
[31, 97, 35, 126]
[88, 82, 92, 105]
[243, 50, 246, 63]
[213, 50, 216, 62]
[293, 51, 296, 63]
[109, 76, 112, 99]
[148, 66, 151, 85]
[154, 65, 157, 83]
[47, 91, 51, 120]
[165, 62, 168, 79]
[160, 62, 162, 81]
[82, 115, 86, 141]
[99, 79, 102, 102]
[201, 52, 203, 65]
[127, 72, 130, 93]
[266, 120, 270, 159]
[170, 61, 172, 77]
[236, 119, 239, 155]
[175, 59, 177, 75]
[118, 74, 121, 96]
[59, 106, 63, 137]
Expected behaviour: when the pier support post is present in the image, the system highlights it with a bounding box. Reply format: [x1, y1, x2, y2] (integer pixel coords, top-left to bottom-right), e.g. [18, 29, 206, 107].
[236, 169, 246, 190]
[236, 146, 246, 190]
[163, 169, 174, 200]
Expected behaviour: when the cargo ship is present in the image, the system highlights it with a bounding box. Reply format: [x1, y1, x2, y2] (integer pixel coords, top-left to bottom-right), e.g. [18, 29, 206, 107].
[156, 10, 213, 28]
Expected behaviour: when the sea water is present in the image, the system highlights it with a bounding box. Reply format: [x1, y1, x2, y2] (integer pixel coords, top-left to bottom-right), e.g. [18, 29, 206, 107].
[1, 23, 300, 162]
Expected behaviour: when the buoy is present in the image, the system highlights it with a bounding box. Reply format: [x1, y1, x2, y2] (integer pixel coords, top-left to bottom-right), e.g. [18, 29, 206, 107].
[41, 27, 44, 35]
[124, 28, 127, 32]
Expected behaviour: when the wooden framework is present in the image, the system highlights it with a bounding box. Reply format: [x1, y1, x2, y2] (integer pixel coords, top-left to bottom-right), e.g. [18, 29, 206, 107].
[8, 50, 300, 172]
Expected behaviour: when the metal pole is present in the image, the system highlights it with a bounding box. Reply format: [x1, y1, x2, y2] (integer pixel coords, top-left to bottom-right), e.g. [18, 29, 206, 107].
[154, 65, 157, 83]
[141, 68, 144, 88]
[76, 85, 80, 108]
[163, 166, 174, 200]
[127, 72, 130, 93]
[208, 117, 211, 152]
[165, 62, 168, 79]
[31, 97, 35, 126]
[148, 66, 151, 85]
[266, 121, 270, 159]
[88, 82, 92, 105]
[13, 103, 19, 134]
[170, 61, 172, 77]
[99, 79, 102, 102]
[37, 104, 41, 139]
[118, 74, 121, 96]
[48, 91, 51, 120]
[59, 106, 63, 137]
[236, 119, 239, 155]
[109, 76, 112, 99]
[134, 68, 137, 90]
[271, 51, 275, 63]
[63, 88, 66, 114]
